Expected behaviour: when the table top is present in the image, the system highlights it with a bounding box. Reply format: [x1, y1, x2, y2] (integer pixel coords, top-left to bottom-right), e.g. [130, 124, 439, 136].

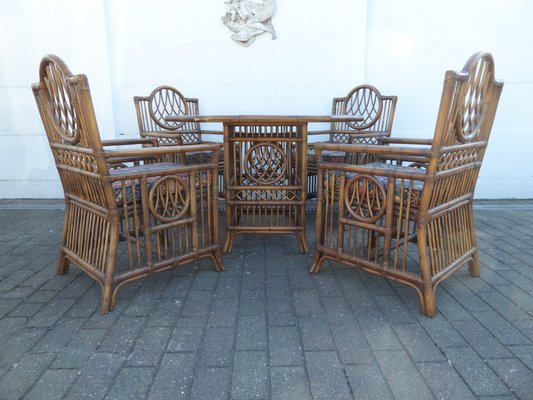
[165, 115, 363, 124]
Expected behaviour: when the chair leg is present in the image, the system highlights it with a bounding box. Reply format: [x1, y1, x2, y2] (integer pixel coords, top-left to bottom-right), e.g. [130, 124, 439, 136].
[468, 251, 481, 277]
[57, 203, 71, 275]
[100, 281, 114, 314]
[210, 249, 226, 272]
[309, 251, 326, 273]
[421, 285, 437, 317]
[223, 232, 235, 253]
[56, 250, 70, 275]
[99, 224, 120, 314]
[298, 232, 309, 254]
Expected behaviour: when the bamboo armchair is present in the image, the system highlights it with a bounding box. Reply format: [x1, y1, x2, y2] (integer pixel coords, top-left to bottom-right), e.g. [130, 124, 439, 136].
[134, 86, 225, 195]
[33, 55, 224, 313]
[310, 52, 503, 316]
[307, 85, 397, 198]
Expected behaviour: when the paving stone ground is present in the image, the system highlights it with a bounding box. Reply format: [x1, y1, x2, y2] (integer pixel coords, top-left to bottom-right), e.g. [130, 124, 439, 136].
[0, 201, 532, 399]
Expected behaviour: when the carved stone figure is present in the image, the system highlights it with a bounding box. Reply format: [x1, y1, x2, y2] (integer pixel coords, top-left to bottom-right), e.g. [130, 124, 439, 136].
[222, 0, 276, 47]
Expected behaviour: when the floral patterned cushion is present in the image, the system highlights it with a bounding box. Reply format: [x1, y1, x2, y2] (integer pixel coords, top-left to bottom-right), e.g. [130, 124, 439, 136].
[110, 162, 184, 203]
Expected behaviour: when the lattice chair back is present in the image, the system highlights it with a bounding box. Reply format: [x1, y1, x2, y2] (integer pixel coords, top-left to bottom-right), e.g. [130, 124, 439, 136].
[423, 52, 503, 211]
[369, 94, 396, 133]
[134, 85, 202, 145]
[32, 55, 115, 209]
[306, 86, 397, 198]
[330, 84, 398, 143]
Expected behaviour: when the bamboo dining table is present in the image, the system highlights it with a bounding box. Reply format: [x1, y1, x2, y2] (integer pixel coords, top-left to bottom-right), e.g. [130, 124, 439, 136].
[165, 115, 362, 253]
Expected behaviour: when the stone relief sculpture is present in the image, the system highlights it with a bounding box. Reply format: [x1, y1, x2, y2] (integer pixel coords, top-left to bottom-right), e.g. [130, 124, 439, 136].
[222, 0, 276, 47]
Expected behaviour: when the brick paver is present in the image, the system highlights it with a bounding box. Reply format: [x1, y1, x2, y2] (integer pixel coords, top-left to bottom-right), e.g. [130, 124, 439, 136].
[0, 203, 532, 399]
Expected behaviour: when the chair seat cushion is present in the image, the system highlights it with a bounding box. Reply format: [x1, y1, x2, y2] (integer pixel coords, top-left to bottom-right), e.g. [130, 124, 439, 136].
[185, 150, 214, 164]
[110, 162, 184, 203]
[185, 148, 224, 166]
[307, 149, 348, 164]
[346, 162, 425, 207]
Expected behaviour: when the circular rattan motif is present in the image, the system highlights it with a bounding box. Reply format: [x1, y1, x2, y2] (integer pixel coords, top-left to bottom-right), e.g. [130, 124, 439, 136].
[40, 57, 80, 144]
[149, 86, 189, 130]
[244, 143, 287, 185]
[344, 174, 386, 223]
[455, 54, 494, 143]
[149, 176, 190, 222]
[342, 85, 383, 130]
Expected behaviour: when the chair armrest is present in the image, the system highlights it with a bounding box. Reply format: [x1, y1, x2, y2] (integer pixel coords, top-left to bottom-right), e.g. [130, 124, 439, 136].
[103, 139, 159, 165]
[106, 155, 158, 165]
[337, 162, 429, 181]
[102, 138, 158, 147]
[315, 142, 432, 164]
[140, 131, 184, 143]
[104, 143, 223, 159]
[317, 150, 429, 182]
[108, 161, 216, 181]
[380, 137, 433, 145]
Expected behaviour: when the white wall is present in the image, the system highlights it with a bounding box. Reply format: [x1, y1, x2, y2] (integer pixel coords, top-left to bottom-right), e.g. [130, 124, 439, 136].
[365, 0, 533, 198]
[0, 0, 116, 197]
[0, 0, 531, 198]
[105, 0, 367, 134]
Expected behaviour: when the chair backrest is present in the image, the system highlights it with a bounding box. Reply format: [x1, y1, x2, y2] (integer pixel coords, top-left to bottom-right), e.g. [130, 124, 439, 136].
[32, 55, 115, 209]
[134, 86, 203, 144]
[330, 84, 398, 143]
[424, 51, 503, 209]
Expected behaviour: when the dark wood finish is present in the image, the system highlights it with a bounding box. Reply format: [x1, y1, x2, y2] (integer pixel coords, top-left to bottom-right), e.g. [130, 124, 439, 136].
[33, 55, 224, 313]
[310, 52, 503, 317]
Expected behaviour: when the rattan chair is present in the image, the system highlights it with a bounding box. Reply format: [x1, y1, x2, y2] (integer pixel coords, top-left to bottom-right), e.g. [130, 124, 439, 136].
[134, 86, 225, 196]
[32, 55, 224, 313]
[310, 52, 503, 316]
[307, 85, 397, 198]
